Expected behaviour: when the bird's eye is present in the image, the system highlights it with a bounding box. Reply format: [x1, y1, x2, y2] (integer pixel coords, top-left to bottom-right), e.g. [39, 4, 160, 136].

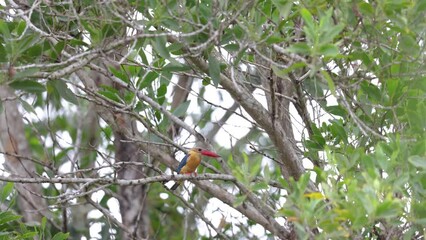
[198, 148, 202, 152]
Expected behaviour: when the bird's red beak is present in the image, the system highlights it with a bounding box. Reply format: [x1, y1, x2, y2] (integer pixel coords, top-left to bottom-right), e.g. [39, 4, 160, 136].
[200, 150, 220, 158]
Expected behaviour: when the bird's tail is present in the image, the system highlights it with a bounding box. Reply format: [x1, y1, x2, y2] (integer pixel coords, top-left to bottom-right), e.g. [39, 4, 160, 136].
[170, 181, 181, 190]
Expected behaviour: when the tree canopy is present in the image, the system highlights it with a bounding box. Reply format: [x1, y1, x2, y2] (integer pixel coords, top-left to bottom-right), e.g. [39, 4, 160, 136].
[0, 0, 425, 239]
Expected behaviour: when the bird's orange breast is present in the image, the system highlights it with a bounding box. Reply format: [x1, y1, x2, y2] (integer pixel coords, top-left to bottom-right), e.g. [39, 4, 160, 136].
[180, 153, 201, 174]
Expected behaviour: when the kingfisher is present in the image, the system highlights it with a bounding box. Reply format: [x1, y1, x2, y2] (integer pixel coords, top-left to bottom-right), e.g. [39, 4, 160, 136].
[170, 148, 220, 190]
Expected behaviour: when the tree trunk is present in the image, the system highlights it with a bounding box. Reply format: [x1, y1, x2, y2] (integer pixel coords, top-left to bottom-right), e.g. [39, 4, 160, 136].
[0, 86, 50, 223]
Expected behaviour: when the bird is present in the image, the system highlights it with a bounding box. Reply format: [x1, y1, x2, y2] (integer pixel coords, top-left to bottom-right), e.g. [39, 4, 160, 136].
[170, 148, 220, 190]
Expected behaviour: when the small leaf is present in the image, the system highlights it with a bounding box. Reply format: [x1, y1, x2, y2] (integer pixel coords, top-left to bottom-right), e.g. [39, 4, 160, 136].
[263, 165, 271, 183]
[41, 216, 47, 231]
[98, 90, 122, 103]
[0, 44, 6, 62]
[223, 43, 239, 52]
[266, 35, 283, 44]
[325, 105, 346, 117]
[360, 82, 382, 102]
[51, 80, 78, 105]
[375, 199, 401, 219]
[208, 55, 221, 87]
[233, 195, 247, 208]
[0, 211, 21, 225]
[152, 36, 170, 59]
[272, 0, 293, 19]
[51, 232, 70, 240]
[162, 62, 191, 72]
[286, 43, 311, 54]
[321, 24, 345, 44]
[329, 120, 348, 144]
[399, 35, 419, 55]
[16, 35, 41, 56]
[138, 71, 158, 89]
[321, 70, 336, 95]
[409, 155, 426, 169]
[50, 41, 65, 60]
[168, 42, 184, 54]
[303, 192, 325, 200]
[19, 99, 36, 114]
[9, 80, 45, 93]
[12, 68, 40, 81]
[300, 8, 315, 30]
[202, 77, 211, 86]
[251, 182, 268, 191]
[1, 182, 14, 202]
[319, 44, 340, 57]
[157, 84, 167, 105]
[0, 20, 11, 40]
[109, 67, 129, 84]
[272, 62, 307, 79]
[232, 48, 246, 66]
[172, 101, 191, 118]
[359, 2, 374, 15]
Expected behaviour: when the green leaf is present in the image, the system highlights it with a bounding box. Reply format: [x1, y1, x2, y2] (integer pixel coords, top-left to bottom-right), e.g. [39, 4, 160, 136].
[228, 155, 245, 182]
[266, 35, 283, 44]
[168, 42, 184, 55]
[0, 19, 11, 39]
[16, 35, 41, 56]
[172, 101, 191, 118]
[9, 80, 45, 93]
[272, 62, 306, 78]
[233, 194, 247, 208]
[300, 8, 314, 31]
[12, 68, 40, 81]
[251, 182, 268, 191]
[109, 67, 129, 84]
[318, 44, 340, 57]
[408, 155, 426, 169]
[249, 156, 262, 179]
[138, 71, 158, 90]
[321, 24, 345, 45]
[51, 232, 70, 240]
[41, 216, 47, 232]
[321, 70, 336, 95]
[1, 182, 14, 202]
[208, 55, 221, 87]
[329, 120, 348, 144]
[399, 34, 419, 55]
[358, 2, 374, 15]
[263, 165, 271, 183]
[157, 84, 167, 105]
[360, 82, 382, 102]
[21, 232, 38, 238]
[162, 62, 191, 72]
[0, 44, 6, 62]
[15, 21, 25, 36]
[50, 41, 65, 60]
[98, 89, 122, 103]
[152, 36, 170, 59]
[0, 211, 21, 225]
[375, 199, 401, 219]
[51, 80, 78, 105]
[272, 0, 293, 19]
[19, 99, 36, 114]
[324, 105, 346, 117]
[232, 47, 246, 66]
[286, 43, 311, 55]
[223, 43, 240, 52]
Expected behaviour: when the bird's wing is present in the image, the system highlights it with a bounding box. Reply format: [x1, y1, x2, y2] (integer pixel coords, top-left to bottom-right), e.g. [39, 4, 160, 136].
[176, 154, 189, 173]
